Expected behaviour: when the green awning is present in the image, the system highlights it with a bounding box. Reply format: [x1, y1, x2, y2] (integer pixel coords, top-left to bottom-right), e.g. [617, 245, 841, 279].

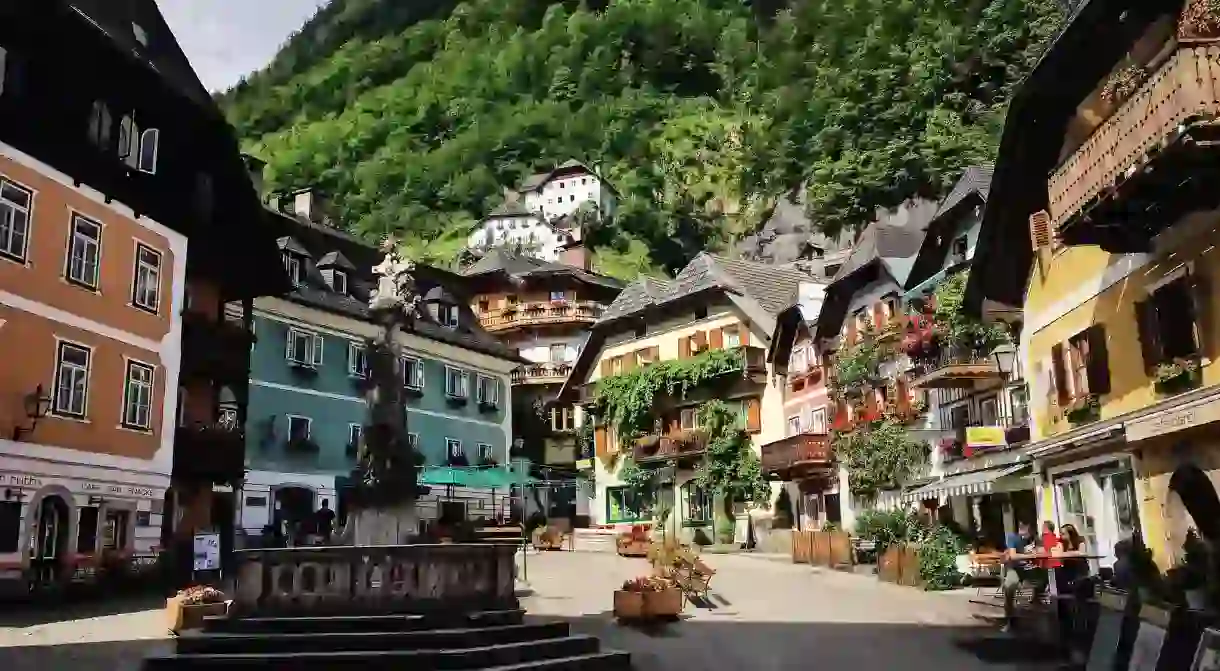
[418, 466, 536, 488]
[419, 467, 470, 487]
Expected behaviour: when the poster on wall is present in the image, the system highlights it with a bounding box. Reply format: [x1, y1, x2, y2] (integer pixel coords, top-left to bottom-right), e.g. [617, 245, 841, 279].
[192, 532, 220, 572]
[1128, 620, 1167, 671]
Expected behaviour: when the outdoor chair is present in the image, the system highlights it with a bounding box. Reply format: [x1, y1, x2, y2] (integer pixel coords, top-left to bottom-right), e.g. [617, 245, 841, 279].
[673, 556, 716, 604]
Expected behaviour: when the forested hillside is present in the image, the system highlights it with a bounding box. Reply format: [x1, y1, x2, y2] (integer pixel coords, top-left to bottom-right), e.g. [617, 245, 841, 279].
[221, 0, 1063, 276]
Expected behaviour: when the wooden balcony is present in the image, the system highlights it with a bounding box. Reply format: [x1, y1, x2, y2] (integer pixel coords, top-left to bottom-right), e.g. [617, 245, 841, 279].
[511, 362, 573, 385]
[577, 345, 767, 406]
[479, 301, 603, 332]
[761, 432, 833, 481]
[632, 429, 709, 466]
[1049, 40, 1220, 249]
[909, 348, 1000, 390]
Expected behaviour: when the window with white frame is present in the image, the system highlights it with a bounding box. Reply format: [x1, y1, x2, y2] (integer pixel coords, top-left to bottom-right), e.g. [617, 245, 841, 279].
[282, 253, 302, 286]
[332, 269, 348, 295]
[348, 423, 362, 448]
[787, 415, 801, 436]
[438, 304, 459, 328]
[121, 360, 155, 430]
[402, 356, 425, 388]
[790, 346, 807, 373]
[551, 405, 575, 432]
[347, 342, 368, 378]
[131, 243, 161, 312]
[549, 344, 567, 363]
[549, 290, 566, 302]
[446, 438, 463, 458]
[53, 341, 91, 418]
[809, 407, 827, 434]
[287, 415, 311, 441]
[286, 328, 323, 367]
[724, 328, 742, 349]
[679, 407, 699, 430]
[0, 177, 32, 263]
[478, 443, 494, 461]
[445, 366, 468, 398]
[66, 213, 102, 289]
[477, 375, 498, 406]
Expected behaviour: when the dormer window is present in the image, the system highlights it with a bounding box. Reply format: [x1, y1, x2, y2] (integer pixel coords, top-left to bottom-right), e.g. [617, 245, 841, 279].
[114, 113, 159, 174]
[439, 304, 459, 328]
[332, 270, 348, 295]
[282, 252, 303, 287]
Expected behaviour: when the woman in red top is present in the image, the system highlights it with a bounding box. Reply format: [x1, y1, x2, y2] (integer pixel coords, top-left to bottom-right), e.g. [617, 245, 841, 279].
[1041, 520, 1063, 570]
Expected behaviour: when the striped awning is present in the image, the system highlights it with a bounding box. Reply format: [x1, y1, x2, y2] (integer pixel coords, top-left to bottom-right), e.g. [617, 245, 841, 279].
[900, 463, 1031, 502]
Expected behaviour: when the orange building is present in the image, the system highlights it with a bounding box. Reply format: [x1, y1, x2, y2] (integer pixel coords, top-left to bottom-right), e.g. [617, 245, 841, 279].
[0, 2, 286, 591]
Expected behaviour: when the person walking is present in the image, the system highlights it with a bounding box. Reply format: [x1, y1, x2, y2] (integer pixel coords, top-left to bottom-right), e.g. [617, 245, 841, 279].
[314, 499, 337, 545]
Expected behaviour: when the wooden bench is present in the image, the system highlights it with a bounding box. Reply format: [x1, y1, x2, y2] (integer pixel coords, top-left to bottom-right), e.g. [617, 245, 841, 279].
[673, 557, 716, 604]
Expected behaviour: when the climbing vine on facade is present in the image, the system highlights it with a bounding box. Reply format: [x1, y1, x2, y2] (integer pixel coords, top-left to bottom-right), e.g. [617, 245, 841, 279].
[932, 271, 1009, 352]
[695, 400, 771, 506]
[832, 329, 882, 394]
[832, 419, 927, 498]
[591, 347, 744, 442]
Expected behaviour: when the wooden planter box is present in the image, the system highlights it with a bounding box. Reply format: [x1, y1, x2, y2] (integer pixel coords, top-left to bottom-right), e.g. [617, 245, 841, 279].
[613, 590, 645, 619]
[166, 597, 227, 633]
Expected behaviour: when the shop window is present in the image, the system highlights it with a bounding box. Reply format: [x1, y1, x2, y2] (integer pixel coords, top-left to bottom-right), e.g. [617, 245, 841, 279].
[682, 481, 710, 524]
[76, 506, 99, 554]
[1136, 277, 1200, 371]
[606, 486, 652, 523]
[0, 501, 19, 553]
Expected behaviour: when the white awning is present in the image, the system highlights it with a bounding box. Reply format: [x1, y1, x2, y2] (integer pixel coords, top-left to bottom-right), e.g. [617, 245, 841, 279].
[900, 463, 1031, 502]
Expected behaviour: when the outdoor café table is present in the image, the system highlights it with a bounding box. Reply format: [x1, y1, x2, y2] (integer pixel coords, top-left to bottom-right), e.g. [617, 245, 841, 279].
[1008, 550, 1105, 597]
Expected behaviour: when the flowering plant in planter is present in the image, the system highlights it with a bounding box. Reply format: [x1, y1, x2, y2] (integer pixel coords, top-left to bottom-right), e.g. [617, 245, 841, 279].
[1181, 0, 1220, 39]
[178, 585, 226, 605]
[1100, 62, 1148, 106]
[1154, 358, 1201, 395]
[1063, 395, 1101, 424]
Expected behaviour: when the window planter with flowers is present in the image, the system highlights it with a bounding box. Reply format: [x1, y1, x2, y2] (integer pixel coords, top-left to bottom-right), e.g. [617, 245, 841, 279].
[1180, 0, 1220, 40]
[1154, 358, 1202, 396]
[1063, 395, 1101, 425]
[832, 332, 881, 398]
[931, 271, 1010, 354]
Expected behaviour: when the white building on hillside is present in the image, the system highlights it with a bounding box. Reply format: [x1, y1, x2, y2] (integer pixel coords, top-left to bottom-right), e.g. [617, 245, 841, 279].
[517, 160, 617, 222]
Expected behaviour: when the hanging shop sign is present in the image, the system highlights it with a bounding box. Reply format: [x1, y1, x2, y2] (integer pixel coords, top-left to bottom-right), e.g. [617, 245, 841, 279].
[965, 426, 1007, 449]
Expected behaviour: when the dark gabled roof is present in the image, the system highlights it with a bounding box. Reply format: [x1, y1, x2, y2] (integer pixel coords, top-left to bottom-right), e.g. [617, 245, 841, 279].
[264, 208, 521, 363]
[813, 199, 937, 343]
[461, 249, 623, 293]
[485, 201, 537, 218]
[904, 166, 993, 291]
[277, 236, 310, 256]
[964, 0, 1168, 314]
[597, 277, 673, 323]
[317, 250, 357, 270]
[67, 0, 214, 108]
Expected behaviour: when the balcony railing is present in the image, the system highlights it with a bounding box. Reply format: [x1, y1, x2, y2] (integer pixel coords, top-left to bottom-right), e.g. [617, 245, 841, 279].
[174, 422, 246, 485]
[181, 312, 254, 385]
[938, 413, 1031, 461]
[511, 362, 573, 385]
[578, 345, 767, 405]
[1049, 40, 1220, 235]
[909, 348, 1000, 390]
[479, 301, 603, 332]
[632, 429, 709, 465]
[760, 432, 833, 480]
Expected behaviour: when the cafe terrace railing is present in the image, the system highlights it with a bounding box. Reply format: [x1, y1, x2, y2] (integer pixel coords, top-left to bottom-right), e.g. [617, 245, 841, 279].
[479, 301, 603, 332]
[230, 543, 518, 616]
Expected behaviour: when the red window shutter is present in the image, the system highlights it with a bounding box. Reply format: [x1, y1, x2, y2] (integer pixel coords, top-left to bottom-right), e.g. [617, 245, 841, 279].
[650, 346, 660, 362]
[594, 427, 608, 457]
[1050, 343, 1069, 405]
[896, 378, 910, 413]
[846, 319, 858, 344]
[693, 330, 708, 350]
[1029, 210, 1051, 250]
[745, 398, 762, 433]
[872, 303, 884, 329]
[679, 336, 691, 359]
[740, 328, 750, 347]
[709, 328, 724, 349]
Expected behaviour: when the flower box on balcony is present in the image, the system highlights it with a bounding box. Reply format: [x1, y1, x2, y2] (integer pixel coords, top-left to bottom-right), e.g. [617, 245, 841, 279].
[1063, 395, 1101, 425]
[1154, 358, 1202, 396]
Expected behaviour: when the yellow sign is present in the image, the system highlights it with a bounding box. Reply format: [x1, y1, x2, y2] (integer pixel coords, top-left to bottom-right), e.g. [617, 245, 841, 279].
[575, 459, 594, 470]
[965, 426, 1007, 448]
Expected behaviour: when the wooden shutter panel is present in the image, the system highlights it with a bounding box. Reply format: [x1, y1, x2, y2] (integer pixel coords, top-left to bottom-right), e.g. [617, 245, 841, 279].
[668, 414, 680, 435]
[896, 378, 910, 413]
[846, 319, 858, 344]
[693, 330, 708, 350]
[623, 353, 637, 372]
[601, 359, 612, 377]
[1085, 325, 1112, 395]
[1029, 210, 1051, 250]
[740, 328, 750, 347]
[1190, 270, 1213, 360]
[745, 397, 762, 433]
[649, 346, 660, 361]
[594, 426, 608, 458]
[1050, 343, 1069, 405]
[872, 303, 884, 329]
[679, 336, 691, 359]
[1133, 300, 1162, 373]
[710, 328, 724, 349]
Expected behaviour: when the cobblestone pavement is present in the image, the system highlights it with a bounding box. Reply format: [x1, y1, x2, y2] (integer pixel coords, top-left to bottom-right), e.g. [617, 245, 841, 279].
[518, 549, 1058, 671]
[0, 550, 1054, 670]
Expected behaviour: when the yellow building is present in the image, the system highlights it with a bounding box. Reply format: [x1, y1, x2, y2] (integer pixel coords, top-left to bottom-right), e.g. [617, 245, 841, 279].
[557, 254, 814, 541]
[967, 1, 1220, 568]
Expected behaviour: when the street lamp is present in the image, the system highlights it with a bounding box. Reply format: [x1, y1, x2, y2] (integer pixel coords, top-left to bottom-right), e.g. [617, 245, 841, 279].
[12, 384, 52, 441]
[991, 343, 1017, 377]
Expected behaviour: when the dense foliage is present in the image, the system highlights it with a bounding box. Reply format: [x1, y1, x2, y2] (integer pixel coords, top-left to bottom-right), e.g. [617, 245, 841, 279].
[694, 401, 771, 507]
[221, 0, 1063, 274]
[832, 420, 927, 498]
[931, 271, 1009, 352]
[853, 509, 967, 591]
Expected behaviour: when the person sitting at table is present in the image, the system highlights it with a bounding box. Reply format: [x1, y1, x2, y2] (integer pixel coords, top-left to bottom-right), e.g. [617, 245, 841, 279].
[1002, 521, 1048, 633]
[1058, 524, 1090, 585]
[1041, 521, 1063, 570]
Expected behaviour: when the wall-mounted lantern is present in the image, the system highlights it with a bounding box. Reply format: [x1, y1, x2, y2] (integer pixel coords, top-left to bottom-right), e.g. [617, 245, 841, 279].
[12, 384, 52, 441]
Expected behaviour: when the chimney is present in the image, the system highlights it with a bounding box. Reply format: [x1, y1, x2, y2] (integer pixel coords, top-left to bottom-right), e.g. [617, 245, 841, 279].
[291, 188, 329, 225]
[241, 154, 266, 200]
[559, 237, 590, 271]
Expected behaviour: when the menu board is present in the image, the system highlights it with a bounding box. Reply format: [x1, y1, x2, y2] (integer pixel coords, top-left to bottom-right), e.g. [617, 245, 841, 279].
[192, 532, 221, 572]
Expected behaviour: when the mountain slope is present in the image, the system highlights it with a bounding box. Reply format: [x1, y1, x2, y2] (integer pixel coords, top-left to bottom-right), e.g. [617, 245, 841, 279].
[221, 0, 1062, 276]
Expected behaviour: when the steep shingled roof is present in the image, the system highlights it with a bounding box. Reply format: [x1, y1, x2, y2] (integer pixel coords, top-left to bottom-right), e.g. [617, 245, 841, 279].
[462, 249, 623, 291]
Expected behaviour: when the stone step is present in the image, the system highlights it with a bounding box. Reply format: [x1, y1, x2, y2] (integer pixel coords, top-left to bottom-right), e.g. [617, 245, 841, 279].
[202, 608, 524, 634]
[144, 634, 601, 669]
[483, 651, 632, 670]
[176, 621, 571, 655]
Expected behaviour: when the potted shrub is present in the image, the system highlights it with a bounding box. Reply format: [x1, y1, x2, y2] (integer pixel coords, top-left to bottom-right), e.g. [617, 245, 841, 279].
[1154, 358, 1200, 395]
[166, 585, 227, 632]
[1063, 395, 1101, 424]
